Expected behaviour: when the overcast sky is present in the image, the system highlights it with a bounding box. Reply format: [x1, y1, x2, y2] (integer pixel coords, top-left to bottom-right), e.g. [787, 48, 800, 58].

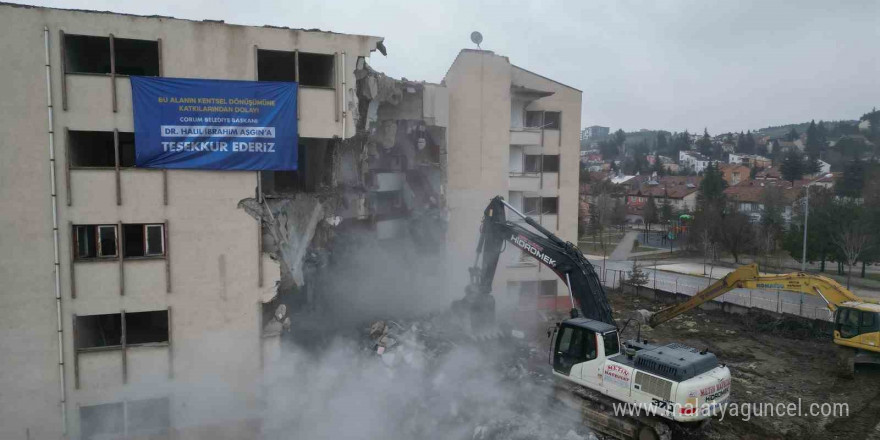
[21, 0, 880, 134]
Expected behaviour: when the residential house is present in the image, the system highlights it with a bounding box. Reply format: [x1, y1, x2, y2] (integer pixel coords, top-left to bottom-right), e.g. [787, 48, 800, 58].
[723, 180, 805, 224]
[718, 164, 750, 186]
[679, 150, 715, 173]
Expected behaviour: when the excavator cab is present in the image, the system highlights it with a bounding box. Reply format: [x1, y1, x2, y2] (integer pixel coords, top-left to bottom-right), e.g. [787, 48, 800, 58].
[834, 306, 880, 350]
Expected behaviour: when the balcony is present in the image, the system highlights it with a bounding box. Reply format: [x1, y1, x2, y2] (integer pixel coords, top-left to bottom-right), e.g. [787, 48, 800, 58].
[510, 128, 542, 146]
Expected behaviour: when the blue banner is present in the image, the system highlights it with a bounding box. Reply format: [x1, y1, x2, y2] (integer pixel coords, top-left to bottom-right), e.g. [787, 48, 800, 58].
[131, 77, 298, 170]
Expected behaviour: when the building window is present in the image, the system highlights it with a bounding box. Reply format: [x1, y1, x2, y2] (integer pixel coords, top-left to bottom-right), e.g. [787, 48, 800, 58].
[76, 313, 123, 349]
[64, 35, 111, 74]
[523, 155, 541, 173]
[257, 49, 296, 82]
[298, 52, 335, 87]
[74, 225, 118, 260]
[522, 197, 559, 215]
[523, 197, 540, 215]
[525, 111, 543, 128]
[125, 310, 170, 345]
[68, 131, 136, 169]
[64, 34, 159, 76]
[118, 132, 136, 167]
[122, 224, 166, 258]
[80, 397, 170, 440]
[113, 38, 160, 76]
[75, 310, 169, 350]
[543, 155, 560, 172]
[542, 197, 559, 214]
[543, 111, 561, 130]
[508, 280, 557, 298]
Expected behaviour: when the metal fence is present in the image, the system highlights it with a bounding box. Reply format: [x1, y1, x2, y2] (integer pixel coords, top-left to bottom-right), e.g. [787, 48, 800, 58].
[598, 267, 834, 322]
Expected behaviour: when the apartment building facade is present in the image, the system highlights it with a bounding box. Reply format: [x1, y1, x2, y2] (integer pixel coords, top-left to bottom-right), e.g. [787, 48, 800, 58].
[444, 50, 582, 319]
[0, 4, 383, 439]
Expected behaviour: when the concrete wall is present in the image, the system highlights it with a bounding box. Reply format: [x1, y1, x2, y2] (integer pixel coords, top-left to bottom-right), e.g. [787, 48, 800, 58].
[444, 50, 582, 315]
[0, 4, 381, 439]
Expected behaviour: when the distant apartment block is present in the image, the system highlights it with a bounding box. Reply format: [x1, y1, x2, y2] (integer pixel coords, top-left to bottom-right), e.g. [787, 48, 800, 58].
[581, 125, 609, 140]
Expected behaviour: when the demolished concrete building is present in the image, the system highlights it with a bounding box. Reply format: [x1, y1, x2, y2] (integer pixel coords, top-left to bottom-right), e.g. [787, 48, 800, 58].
[0, 4, 581, 439]
[241, 58, 450, 329]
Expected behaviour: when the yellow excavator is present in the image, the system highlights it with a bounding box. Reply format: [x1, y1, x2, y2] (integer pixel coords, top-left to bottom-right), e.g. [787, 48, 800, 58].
[637, 264, 880, 377]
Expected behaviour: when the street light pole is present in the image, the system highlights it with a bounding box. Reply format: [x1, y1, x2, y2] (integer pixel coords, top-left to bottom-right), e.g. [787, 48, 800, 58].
[801, 185, 809, 272]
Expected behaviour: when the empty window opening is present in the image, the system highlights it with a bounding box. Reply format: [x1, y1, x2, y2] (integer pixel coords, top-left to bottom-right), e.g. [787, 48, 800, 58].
[125, 310, 169, 345]
[68, 131, 116, 168]
[80, 397, 170, 440]
[118, 132, 136, 167]
[68, 131, 136, 168]
[298, 52, 335, 87]
[544, 111, 561, 129]
[76, 313, 123, 349]
[257, 49, 297, 82]
[525, 111, 543, 128]
[74, 225, 118, 260]
[123, 224, 165, 258]
[523, 197, 559, 215]
[64, 35, 111, 74]
[542, 197, 559, 214]
[543, 155, 560, 172]
[113, 38, 159, 76]
[261, 138, 333, 194]
[524, 155, 541, 173]
[523, 197, 540, 215]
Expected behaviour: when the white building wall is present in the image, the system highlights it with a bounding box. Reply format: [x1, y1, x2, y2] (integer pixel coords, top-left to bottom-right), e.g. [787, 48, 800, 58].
[445, 50, 582, 317]
[0, 5, 382, 439]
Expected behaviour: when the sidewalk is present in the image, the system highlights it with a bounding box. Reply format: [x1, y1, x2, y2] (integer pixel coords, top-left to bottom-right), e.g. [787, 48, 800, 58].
[609, 230, 640, 260]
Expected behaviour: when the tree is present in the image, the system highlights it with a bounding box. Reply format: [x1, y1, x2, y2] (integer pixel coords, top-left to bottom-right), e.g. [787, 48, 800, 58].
[650, 158, 666, 177]
[717, 212, 756, 263]
[697, 128, 714, 157]
[698, 162, 728, 204]
[599, 139, 619, 160]
[836, 136, 869, 160]
[644, 194, 658, 231]
[614, 129, 627, 149]
[735, 132, 746, 153]
[833, 214, 872, 289]
[659, 197, 673, 224]
[786, 127, 799, 141]
[783, 187, 835, 272]
[805, 120, 826, 158]
[612, 198, 628, 226]
[806, 155, 823, 175]
[780, 148, 804, 183]
[656, 132, 669, 156]
[627, 259, 650, 294]
[836, 158, 866, 198]
[579, 162, 591, 184]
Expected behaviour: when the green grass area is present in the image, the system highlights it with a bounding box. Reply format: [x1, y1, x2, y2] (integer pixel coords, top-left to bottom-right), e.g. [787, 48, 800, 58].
[578, 242, 610, 255]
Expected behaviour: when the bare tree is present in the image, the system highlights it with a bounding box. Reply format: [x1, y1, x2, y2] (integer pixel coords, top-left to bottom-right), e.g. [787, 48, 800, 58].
[717, 212, 756, 264]
[834, 222, 872, 289]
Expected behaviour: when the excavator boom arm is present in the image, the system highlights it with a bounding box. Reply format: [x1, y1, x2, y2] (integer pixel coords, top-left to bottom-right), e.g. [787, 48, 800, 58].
[466, 197, 615, 325]
[646, 263, 867, 327]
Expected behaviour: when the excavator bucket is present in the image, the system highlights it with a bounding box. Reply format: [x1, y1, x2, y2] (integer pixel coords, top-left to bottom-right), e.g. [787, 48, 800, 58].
[451, 285, 496, 334]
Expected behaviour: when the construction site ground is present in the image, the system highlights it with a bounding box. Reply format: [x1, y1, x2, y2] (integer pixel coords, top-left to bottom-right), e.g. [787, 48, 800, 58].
[558, 291, 880, 440]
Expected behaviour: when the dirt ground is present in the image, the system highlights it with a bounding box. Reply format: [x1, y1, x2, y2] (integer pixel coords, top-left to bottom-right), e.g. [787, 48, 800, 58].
[585, 291, 880, 440]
